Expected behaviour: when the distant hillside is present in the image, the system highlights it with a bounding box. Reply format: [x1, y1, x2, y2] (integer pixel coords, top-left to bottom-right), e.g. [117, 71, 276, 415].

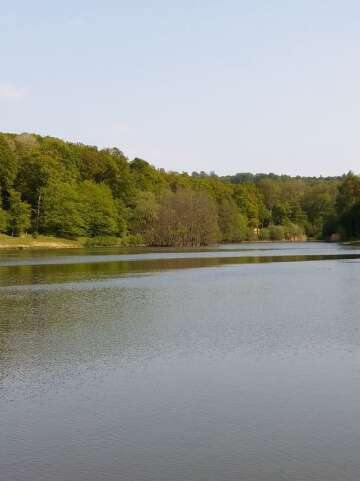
[0, 132, 359, 245]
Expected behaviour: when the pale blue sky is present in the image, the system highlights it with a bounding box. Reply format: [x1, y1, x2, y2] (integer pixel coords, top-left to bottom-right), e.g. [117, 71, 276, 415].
[1, 1, 359, 176]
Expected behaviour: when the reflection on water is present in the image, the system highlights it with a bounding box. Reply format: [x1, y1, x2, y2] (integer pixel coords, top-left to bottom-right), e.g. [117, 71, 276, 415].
[0, 241, 360, 287]
[1, 243, 360, 481]
[1, 240, 360, 265]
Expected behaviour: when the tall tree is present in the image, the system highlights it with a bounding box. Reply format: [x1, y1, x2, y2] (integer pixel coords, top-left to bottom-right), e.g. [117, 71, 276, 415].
[152, 189, 219, 247]
[80, 181, 123, 237]
[0, 206, 8, 233]
[8, 190, 31, 236]
[42, 182, 85, 237]
[0, 134, 17, 199]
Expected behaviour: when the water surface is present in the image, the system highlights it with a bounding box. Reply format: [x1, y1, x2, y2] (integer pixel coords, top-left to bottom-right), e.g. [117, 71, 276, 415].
[1, 242, 360, 481]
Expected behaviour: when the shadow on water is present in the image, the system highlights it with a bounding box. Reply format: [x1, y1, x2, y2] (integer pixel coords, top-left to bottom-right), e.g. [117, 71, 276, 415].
[1, 251, 360, 287]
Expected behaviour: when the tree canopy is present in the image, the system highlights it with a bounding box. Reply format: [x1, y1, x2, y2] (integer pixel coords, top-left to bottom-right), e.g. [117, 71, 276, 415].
[0, 132, 358, 244]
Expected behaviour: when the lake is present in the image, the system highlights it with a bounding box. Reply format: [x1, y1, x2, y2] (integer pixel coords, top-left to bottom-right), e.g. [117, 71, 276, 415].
[1, 242, 360, 481]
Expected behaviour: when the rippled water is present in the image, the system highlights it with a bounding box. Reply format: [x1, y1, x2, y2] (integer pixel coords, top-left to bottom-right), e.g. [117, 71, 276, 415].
[1, 242, 360, 481]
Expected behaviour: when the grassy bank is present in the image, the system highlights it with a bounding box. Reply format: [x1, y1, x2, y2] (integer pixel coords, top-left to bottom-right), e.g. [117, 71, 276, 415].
[0, 234, 83, 250]
[0, 233, 315, 251]
[0, 234, 144, 250]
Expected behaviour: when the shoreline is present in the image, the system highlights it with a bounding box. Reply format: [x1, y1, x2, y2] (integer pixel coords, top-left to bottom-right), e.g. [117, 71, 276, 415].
[0, 235, 82, 250]
[0, 235, 321, 252]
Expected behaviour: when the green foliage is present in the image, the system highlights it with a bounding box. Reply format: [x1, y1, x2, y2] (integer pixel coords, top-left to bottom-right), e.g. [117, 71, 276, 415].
[0, 206, 8, 233]
[233, 184, 265, 228]
[0, 134, 17, 196]
[338, 203, 360, 239]
[130, 158, 167, 194]
[85, 234, 144, 247]
[218, 197, 248, 241]
[0, 131, 359, 244]
[302, 183, 337, 238]
[259, 228, 270, 241]
[42, 182, 85, 238]
[269, 225, 285, 241]
[336, 172, 360, 215]
[15, 151, 70, 207]
[151, 189, 220, 247]
[328, 173, 360, 240]
[8, 190, 31, 236]
[283, 220, 304, 241]
[80, 181, 123, 237]
[129, 191, 159, 244]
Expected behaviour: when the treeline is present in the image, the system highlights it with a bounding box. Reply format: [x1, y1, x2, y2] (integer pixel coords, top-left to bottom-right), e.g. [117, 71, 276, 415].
[0, 132, 358, 246]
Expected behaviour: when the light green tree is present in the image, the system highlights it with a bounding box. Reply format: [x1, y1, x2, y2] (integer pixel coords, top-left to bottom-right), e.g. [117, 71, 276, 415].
[0, 134, 17, 195]
[42, 182, 85, 237]
[8, 190, 31, 236]
[0, 206, 8, 233]
[80, 181, 121, 237]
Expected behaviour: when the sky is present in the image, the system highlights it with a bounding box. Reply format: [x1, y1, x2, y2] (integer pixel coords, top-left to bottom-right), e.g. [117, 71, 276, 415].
[1, 0, 359, 176]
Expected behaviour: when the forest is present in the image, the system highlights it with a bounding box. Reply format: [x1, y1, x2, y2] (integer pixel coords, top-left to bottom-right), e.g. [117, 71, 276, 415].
[0, 132, 359, 246]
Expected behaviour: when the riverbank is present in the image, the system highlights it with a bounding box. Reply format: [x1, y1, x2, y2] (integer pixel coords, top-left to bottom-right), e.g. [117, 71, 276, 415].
[0, 234, 83, 250]
[0, 234, 314, 251]
[0, 234, 144, 250]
